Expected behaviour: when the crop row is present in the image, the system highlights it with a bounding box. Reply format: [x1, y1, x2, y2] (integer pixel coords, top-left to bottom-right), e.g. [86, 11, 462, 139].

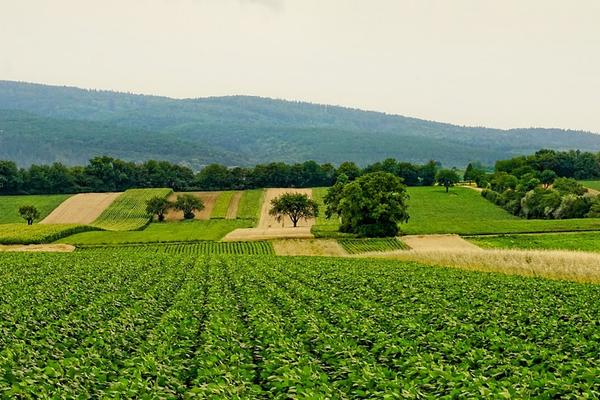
[0, 223, 96, 244]
[78, 241, 274, 255]
[338, 237, 408, 254]
[91, 188, 172, 231]
[0, 251, 598, 397]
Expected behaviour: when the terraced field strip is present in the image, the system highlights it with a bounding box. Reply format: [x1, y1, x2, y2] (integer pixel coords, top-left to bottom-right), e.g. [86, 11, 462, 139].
[1, 251, 598, 397]
[224, 188, 314, 241]
[40, 192, 121, 224]
[0, 194, 72, 224]
[92, 188, 172, 231]
[226, 191, 243, 219]
[338, 238, 408, 254]
[0, 223, 95, 245]
[0, 244, 75, 253]
[166, 192, 219, 221]
[77, 241, 274, 255]
[210, 191, 234, 219]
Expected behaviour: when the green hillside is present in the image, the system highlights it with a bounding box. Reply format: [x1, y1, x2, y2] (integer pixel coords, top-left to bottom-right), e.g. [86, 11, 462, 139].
[2, 80, 600, 168]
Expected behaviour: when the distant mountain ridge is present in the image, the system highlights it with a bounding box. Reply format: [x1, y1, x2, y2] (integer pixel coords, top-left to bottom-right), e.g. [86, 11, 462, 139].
[1, 80, 599, 169]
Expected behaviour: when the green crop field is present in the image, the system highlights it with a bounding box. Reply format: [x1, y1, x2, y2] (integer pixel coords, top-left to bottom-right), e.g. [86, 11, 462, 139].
[579, 180, 600, 191]
[0, 251, 598, 397]
[0, 194, 71, 224]
[403, 186, 600, 235]
[0, 223, 95, 244]
[338, 238, 408, 254]
[78, 241, 274, 255]
[91, 188, 172, 231]
[210, 191, 235, 218]
[468, 232, 600, 252]
[236, 189, 264, 221]
[58, 219, 253, 245]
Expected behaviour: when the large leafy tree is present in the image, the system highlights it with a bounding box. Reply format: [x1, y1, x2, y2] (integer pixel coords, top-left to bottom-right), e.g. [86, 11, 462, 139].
[174, 194, 204, 220]
[269, 193, 319, 227]
[145, 196, 172, 222]
[325, 171, 409, 237]
[19, 205, 40, 225]
[435, 169, 460, 192]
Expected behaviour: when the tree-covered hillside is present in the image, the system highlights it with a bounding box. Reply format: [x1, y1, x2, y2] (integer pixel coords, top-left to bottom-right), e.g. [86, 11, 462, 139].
[1, 80, 599, 168]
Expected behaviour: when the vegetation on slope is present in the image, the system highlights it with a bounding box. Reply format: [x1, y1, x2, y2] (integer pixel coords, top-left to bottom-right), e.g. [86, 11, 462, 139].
[3, 80, 600, 167]
[59, 220, 253, 245]
[0, 194, 70, 223]
[338, 238, 408, 254]
[0, 223, 95, 244]
[77, 241, 274, 255]
[403, 187, 600, 235]
[236, 189, 264, 221]
[91, 188, 172, 231]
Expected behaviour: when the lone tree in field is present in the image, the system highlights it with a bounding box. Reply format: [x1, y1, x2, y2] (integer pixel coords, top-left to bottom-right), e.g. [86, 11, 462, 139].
[145, 196, 172, 222]
[325, 171, 409, 237]
[174, 194, 204, 220]
[269, 193, 319, 227]
[436, 169, 460, 193]
[19, 205, 40, 225]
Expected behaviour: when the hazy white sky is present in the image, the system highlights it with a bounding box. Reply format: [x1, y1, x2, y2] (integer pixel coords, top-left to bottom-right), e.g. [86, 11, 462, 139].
[1, 0, 599, 132]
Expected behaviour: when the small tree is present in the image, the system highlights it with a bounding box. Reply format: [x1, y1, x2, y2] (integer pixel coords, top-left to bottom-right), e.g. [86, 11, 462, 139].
[145, 196, 172, 222]
[539, 170, 557, 189]
[269, 193, 319, 227]
[436, 169, 460, 193]
[19, 205, 40, 225]
[174, 194, 204, 220]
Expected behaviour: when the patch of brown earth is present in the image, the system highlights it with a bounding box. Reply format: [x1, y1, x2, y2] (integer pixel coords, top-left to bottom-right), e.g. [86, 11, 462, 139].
[0, 244, 75, 253]
[40, 193, 121, 225]
[402, 234, 482, 251]
[272, 239, 347, 256]
[166, 192, 219, 221]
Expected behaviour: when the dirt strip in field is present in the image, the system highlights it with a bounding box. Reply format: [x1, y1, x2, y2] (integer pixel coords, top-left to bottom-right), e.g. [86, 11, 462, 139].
[225, 191, 243, 219]
[402, 234, 482, 251]
[166, 192, 219, 221]
[272, 239, 347, 256]
[40, 193, 121, 225]
[223, 188, 315, 241]
[0, 244, 75, 253]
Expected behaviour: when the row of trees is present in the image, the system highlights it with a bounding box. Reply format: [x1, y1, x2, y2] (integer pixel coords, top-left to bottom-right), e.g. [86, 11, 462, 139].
[146, 194, 204, 221]
[0, 157, 444, 195]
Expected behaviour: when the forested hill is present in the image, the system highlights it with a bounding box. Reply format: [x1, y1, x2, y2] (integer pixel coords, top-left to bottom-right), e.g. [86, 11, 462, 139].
[1, 80, 600, 169]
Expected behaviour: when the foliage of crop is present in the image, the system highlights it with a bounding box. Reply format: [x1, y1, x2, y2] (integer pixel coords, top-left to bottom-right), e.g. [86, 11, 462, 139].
[58, 220, 253, 245]
[468, 232, 600, 252]
[236, 189, 264, 221]
[0, 251, 599, 397]
[403, 186, 600, 235]
[92, 188, 172, 231]
[0, 194, 71, 224]
[210, 191, 235, 218]
[338, 238, 408, 254]
[78, 241, 274, 255]
[0, 223, 95, 244]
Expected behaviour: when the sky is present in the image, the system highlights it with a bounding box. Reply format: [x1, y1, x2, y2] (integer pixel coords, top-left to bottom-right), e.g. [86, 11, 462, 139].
[1, 0, 600, 132]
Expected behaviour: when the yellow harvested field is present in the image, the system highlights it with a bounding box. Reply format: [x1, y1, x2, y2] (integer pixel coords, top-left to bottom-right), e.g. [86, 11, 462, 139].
[0, 244, 75, 253]
[226, 191, 243, 219]
[272, 239, 347, 256]
[223, 188, 315, 241]
[366, 248, 600, 284]
[166, 192, 219, 221]
[40, 193, 121, 225]
[402, 234, 481, 251]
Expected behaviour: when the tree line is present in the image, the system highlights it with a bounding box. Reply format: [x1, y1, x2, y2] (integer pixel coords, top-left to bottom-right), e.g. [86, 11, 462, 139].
[0, 156, 442, 195]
